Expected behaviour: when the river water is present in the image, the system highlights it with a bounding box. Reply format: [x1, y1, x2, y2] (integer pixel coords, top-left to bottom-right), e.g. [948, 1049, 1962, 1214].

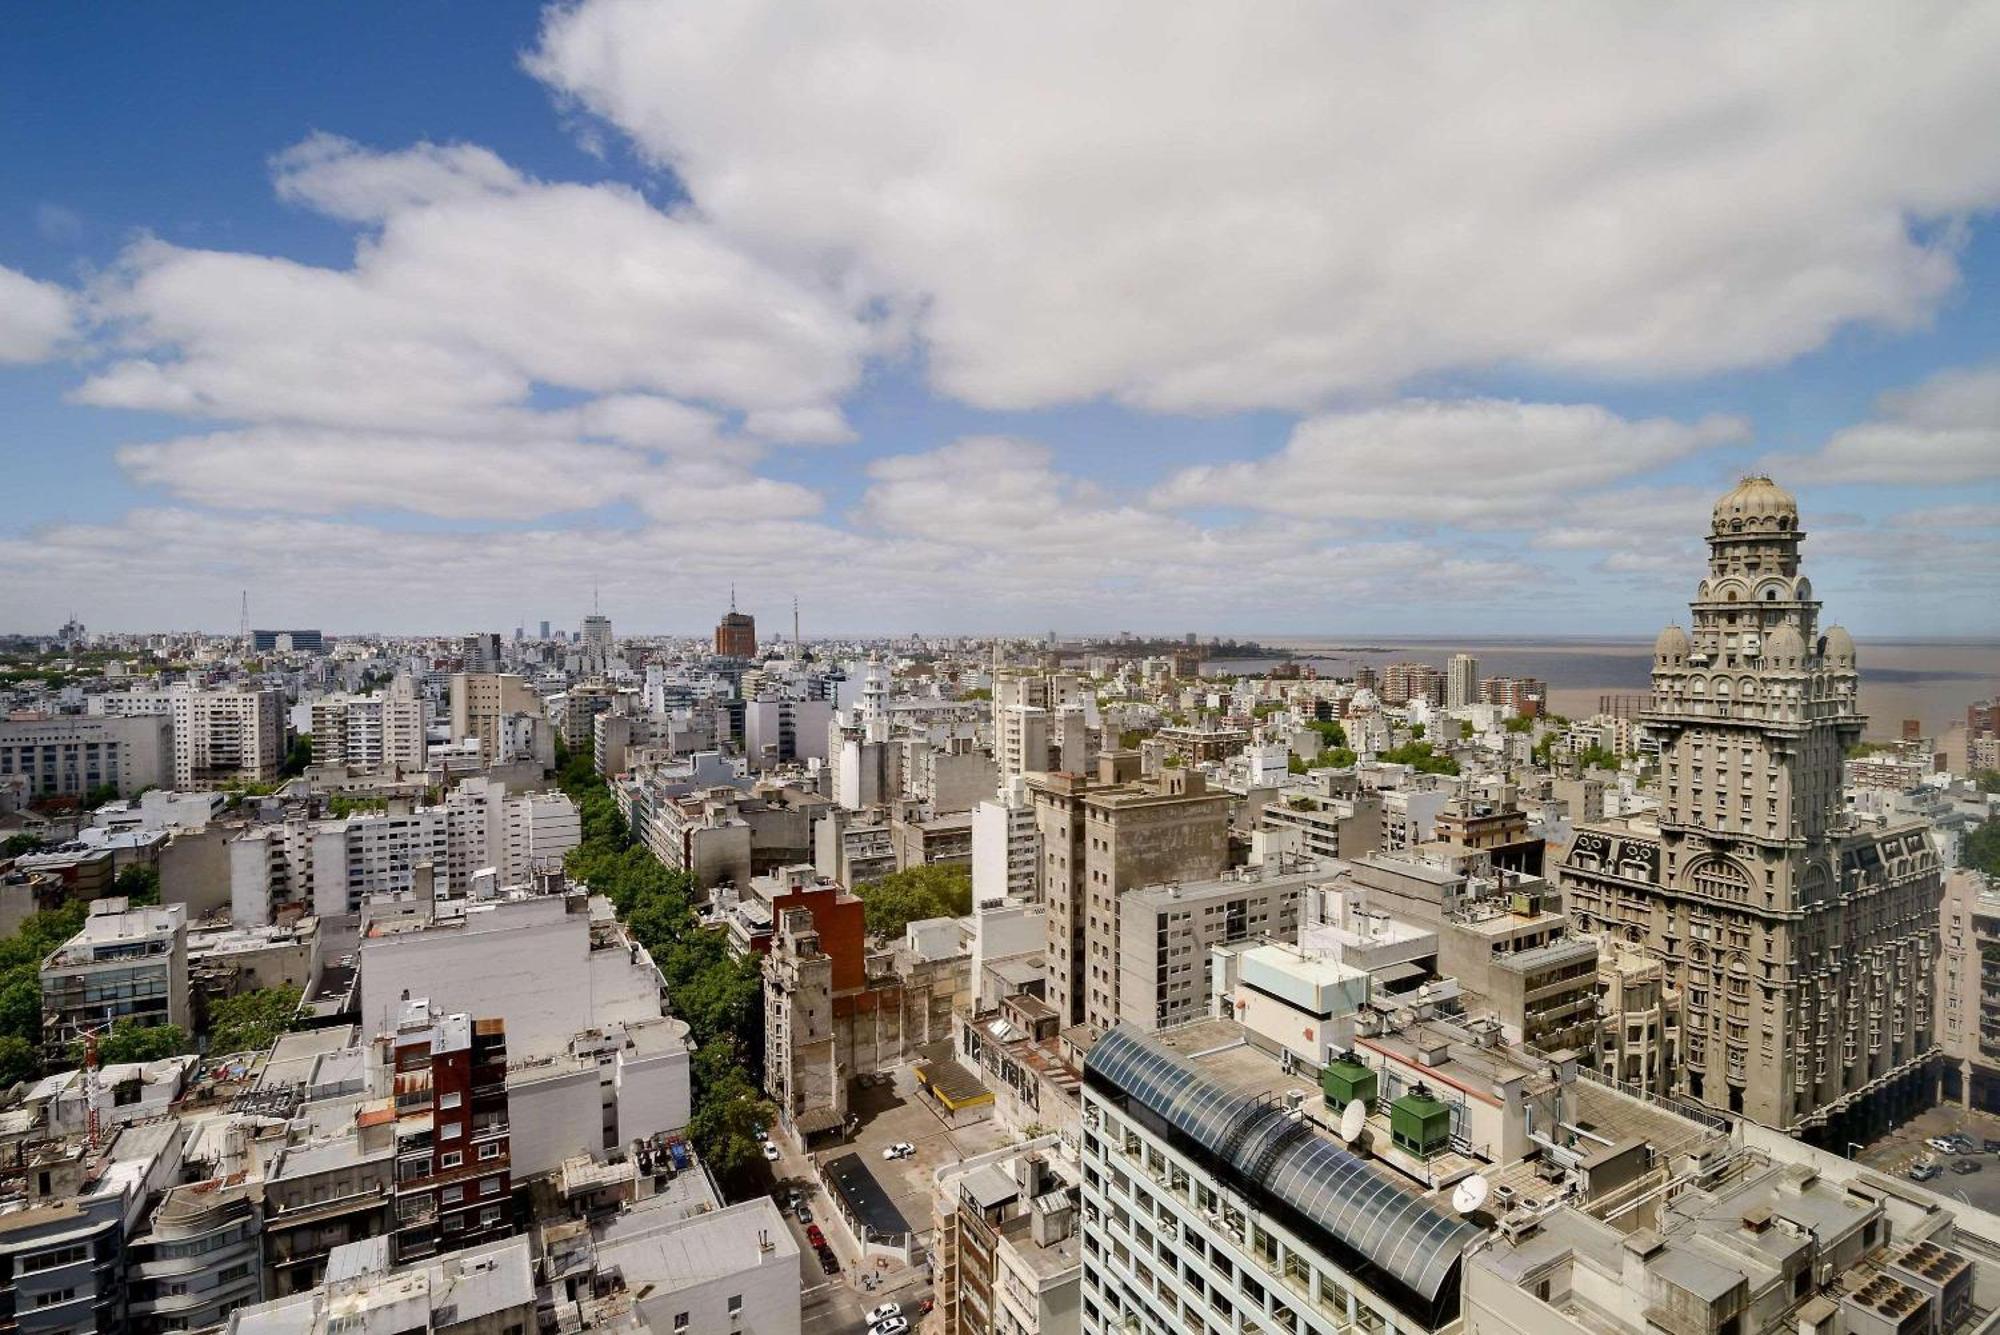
[1204, 637, 2000, 740]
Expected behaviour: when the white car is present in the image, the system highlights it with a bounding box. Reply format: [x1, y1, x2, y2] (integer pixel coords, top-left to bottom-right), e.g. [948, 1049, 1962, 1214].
[870, 1319, 909, 1335]
[1927, 1136, 1959, 1153]
[761, 1142, 781, 1161]
[866, 1303, 902, 1325]
[882, 1142, 916, 1160]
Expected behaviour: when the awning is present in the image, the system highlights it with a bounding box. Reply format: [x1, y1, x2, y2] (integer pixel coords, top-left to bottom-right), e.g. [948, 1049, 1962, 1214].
[916, 1061, 993, 1112]
[793, 1105, 845, 1135]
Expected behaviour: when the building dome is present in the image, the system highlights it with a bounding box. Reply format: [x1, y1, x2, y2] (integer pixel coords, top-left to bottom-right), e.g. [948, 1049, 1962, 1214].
[1763, 622, 1805, 667]
[1822, 623, 1855, 668]
[1653, 623, 1689, 664]
[1712, 475, 1799, 532]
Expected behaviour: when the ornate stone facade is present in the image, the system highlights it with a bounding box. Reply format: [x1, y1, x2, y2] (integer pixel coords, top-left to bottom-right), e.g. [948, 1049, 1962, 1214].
[1560, 477, 1941, 1141]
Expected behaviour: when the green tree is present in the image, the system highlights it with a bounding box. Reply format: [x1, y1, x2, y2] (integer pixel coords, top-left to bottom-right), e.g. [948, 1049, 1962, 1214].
[1576, 744, 1622, 771]
[0, 1035, 37, 1088]
[1380, 741, 1460, 776]
[1967, 818, 2000, 880]
[1409, 722, 1426, 740]
[2, 833, 46, 857]
[688, 1041, 776, 1191]
[73, 1019, 192, 1067]
[1287, 754, 1309, 775]
[205, 986, 302, 1054]
[327, 793, 387, 818]
[279, 734, 314, 778]
[1974, 771, 2000, 795]
[113, 864, 161, 906]
[1459, 720, 1475, 740]
[1503, 715, 1534, 734]
[1310, 720, 1348, 748]
[1324, 746, 1357, 768]
[853, 865, 974, 939]
[81, 784, 122, 810]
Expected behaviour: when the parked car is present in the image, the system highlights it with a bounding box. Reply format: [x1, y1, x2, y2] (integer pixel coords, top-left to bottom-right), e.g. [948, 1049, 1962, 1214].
[1953, 1159, 1984, 1175]
[761, 1142, 781, 1161]
[866, 1302, 902, 1325]
[882, 1142, 916, 1160]
[1910, 1163, 1943, 1182]
[1982, 1139, 2000, 1154]
[818, 1248, 840, 1275]
[807, 1224, 827, 1249]
[797, 1203, 814, 1225]
[1926, 1137, 1959, 1153]
[870, 1320, 909, 1335]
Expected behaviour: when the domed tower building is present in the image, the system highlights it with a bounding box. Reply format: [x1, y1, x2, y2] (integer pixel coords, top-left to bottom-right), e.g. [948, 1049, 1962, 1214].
[1560, 477, 1941, 1144]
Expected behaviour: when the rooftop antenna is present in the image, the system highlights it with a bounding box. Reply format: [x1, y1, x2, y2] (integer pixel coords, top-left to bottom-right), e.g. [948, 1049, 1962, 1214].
[730, 583, 738, 613]
[793, 595, 801, 653]
[1452, 1173, 1491, 1215]
[239, 589, 250, 646]
[1338, 1098, 1367, 1144]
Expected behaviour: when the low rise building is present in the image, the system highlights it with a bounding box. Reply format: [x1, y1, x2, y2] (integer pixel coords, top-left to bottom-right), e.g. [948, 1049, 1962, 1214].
[932, 1141, 1081, 1335]
[39, 898, 189, 1057]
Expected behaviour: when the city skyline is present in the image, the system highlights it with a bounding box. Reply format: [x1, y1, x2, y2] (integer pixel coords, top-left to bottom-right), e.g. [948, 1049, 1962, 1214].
[4, 5, 2000, 636]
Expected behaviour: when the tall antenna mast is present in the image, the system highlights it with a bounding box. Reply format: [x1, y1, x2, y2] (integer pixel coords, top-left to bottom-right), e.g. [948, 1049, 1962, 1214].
[239, 590, 250, 647]
[793, 595, 801, 654]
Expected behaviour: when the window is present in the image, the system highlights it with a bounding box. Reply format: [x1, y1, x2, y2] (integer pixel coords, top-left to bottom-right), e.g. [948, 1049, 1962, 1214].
[480, 1206, 502, 1225]
[22, 1244, 87, 1273]
[728, 1295, 744, 1314]
[218, 1263, 250, 1284]
[674, 1317, 690, 1332]
[32, 1289, 78, 1308]
[482, 1176, 501, 1195]
[438, 1091, 462, 1110]
[479, 1142, 502, 1160]
[440, 1122, 462, 1140]
[441, 1151, 463, 1169]
[443, 1186, 464, 1204]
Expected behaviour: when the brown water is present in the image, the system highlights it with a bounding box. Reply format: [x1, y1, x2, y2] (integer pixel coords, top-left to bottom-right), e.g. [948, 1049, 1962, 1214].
[1206, 637, 2000, 740]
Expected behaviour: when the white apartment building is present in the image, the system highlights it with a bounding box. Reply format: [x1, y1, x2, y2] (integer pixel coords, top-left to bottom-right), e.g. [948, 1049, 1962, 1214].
[1080, 1024, 1479, 1335]
[229, 782, 580, 922]
[442, 775, 581, 891]
[172, 687, 285, 788]
[356, 885, 690, 1179]
[1446, 653, 1479, 711]
[972, 783, 1041, 906]
[309, 680, 429, 772]
[310, 808, 448, 917]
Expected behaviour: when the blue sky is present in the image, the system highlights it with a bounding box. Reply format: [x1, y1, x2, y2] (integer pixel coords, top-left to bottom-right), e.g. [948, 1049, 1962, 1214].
[3, 2, 1999, 638]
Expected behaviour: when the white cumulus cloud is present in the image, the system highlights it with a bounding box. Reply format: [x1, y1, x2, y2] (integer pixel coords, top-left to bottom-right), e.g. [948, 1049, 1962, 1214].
[531, 0, 2000, 411]
[0, 265, 76, 363]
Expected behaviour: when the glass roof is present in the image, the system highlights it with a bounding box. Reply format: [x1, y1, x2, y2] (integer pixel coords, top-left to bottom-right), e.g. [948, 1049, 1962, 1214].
[1086, 1025, 1480, 1306]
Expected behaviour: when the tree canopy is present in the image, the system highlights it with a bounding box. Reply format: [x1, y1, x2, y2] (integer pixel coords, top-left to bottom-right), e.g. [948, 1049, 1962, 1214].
[554, 738, 773, 1190]
[853, 864, 974, 940]
[206, 986, 302, 1055]
[1967, 818, 2000, 881]
[1380, 740, 1460, 776]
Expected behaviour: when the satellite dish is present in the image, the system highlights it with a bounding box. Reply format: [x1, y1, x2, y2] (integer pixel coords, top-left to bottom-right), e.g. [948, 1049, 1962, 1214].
[1452, 1174, 1491, 1215]
[1339, 1099, 1366, 1142]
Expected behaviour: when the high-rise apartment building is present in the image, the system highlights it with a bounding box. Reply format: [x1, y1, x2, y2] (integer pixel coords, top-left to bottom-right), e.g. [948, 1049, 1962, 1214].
[171, 687, 285, 788]
[1025, 753, 1229, 1030]
[449, 672, 548, 767]
[1478, 676, 1546, 716]
[993, 669, 1088, 781]
[1445, 652, 1479, 710]
[461, 632, 504, 673]
[1381, 661, 1444, 706]
[310, 677, 430, 773]
[580, 612, 613, 673]
[1559, 476, 1942, 1144]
